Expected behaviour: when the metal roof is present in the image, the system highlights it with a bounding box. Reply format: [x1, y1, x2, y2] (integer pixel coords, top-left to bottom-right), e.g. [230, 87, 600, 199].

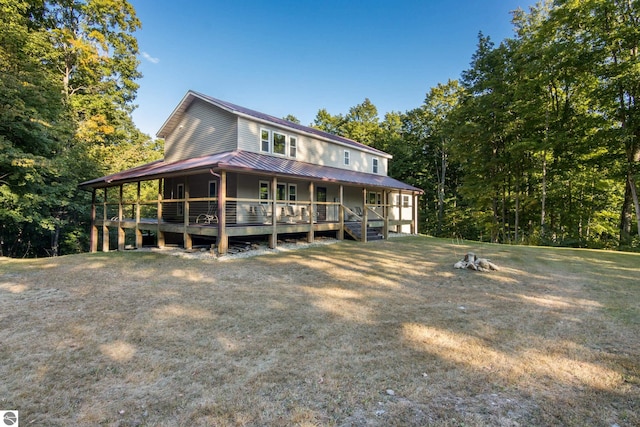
[80, 150, 423, 193]
[157, 90, 392, 159]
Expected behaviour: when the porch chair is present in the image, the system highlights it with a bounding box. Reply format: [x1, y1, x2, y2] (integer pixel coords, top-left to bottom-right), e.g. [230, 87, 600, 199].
[196, 204, 218, 225]
[284, 205, 297, 223]
[258, 204, 273, 224]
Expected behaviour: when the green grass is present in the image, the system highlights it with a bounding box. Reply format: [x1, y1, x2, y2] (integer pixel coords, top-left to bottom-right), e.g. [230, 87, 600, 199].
[1, 236, 638, 426]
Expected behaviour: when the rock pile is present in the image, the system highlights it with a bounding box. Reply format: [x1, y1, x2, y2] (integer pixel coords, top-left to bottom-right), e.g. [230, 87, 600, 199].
[454, 252, 500, 272]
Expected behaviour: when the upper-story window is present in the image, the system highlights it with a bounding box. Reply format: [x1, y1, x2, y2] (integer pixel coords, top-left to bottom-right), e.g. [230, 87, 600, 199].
[289, 137, 297, 158]
[260, 128, 297, 158]
[273, 132, 286, 155]
[344, 150, 350, 166]
[261, 129, 270, 152]
[372, 157, 379, 174]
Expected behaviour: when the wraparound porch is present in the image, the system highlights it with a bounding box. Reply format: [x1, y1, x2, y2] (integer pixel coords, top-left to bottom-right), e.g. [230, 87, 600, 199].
[90, 173, 419, 255]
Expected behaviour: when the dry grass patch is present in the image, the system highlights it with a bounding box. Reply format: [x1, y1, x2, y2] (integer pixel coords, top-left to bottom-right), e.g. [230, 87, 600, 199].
[1, 236, 639, 426]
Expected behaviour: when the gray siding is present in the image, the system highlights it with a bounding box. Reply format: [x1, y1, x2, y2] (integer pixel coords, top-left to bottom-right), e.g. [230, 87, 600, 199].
[237, 118, 388, 176]
[164, 99, 237, 162]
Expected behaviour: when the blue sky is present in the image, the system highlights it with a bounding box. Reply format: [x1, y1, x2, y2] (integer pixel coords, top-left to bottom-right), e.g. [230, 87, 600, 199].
[129, 0, 533, 138]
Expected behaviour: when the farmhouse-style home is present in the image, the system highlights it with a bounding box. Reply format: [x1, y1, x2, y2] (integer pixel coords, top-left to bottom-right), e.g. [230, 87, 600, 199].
[80, 91, 423, 254]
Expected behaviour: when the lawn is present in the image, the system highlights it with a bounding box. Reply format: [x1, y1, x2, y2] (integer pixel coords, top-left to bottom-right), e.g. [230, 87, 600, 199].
[0, 236, 638, 426]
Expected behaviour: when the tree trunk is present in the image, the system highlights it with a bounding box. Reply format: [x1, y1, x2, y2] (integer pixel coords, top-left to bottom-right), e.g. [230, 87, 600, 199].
[541, 148, 547, 238]
[436, 138, 447, 235]
[629, 173, 640, 239]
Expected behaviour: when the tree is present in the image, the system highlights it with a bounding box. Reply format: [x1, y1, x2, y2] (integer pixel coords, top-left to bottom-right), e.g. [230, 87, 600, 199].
[312, 108, 345, 135]
[0, 0, 154, 257]
[342, 98, 380, 145]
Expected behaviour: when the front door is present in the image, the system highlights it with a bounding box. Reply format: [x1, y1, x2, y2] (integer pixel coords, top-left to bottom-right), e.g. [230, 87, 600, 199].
[316, 186, 327, 221]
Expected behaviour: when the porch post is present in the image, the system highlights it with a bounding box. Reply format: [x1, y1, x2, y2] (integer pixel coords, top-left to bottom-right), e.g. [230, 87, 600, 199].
[183, 178, 192, 250]
[118, 185, 125, 251]
[398, 191, 403, 233]
[157, 179, 165, 248]
[412, 193, 419, 234]
[307, 181, 314, 243]
[383, 190, 389, 239]
[217, 171, 228, 255]
[90, 189, 98, 253]
[270, 176, 278, 249]
[338, 184, 344, 240]
[135, 182, 142, 248]
[102, 188, 109, 252]
[362, 187, 367, 243]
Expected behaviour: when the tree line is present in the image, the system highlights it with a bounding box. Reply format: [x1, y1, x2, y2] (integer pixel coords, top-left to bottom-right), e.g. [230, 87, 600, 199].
[0, 0, 160, 257]
[312, 0, 639, 250]
[1, 0, 638, 257]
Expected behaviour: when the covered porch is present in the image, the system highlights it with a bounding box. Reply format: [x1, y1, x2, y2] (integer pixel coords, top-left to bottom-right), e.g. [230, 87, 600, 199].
[82, 150, 422, 255]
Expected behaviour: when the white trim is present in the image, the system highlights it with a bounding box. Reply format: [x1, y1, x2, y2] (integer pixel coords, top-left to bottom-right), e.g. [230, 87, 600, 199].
[288, 183, 297, 202]
[289, 136, 297, 158]
[344, 150, 350, 166]
[372, 157, 379, 174]
[260, 128, 271, 153]
[259, 180, 270, 203]
[273, 131, 287, 156]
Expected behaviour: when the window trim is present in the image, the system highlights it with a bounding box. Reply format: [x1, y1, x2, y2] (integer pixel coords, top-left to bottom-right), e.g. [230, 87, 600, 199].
[260, 129, 271, 153]
[372, 157, 379, 174]
[273, 131, 286, 155]
[208, 180, 217, 209]
[289, 136, 297, 158]
[288, 184, 297, 203]
[344, 150, 350, 166]
[259, 180, 270, 203]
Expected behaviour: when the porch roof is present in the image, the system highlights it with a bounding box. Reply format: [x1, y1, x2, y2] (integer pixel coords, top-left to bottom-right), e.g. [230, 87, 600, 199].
[80, 150, 423, 193]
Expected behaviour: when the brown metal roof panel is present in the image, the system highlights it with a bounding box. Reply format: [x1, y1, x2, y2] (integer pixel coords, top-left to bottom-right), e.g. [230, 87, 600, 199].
[80, 150, 422, 193]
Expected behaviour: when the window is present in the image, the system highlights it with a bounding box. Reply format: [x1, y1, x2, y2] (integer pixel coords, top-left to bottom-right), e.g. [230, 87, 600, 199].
[368, 191, 382, 205]
[372, 158, 379, 174]
[276, 183, 286, 200]
[208, 180, 217, 209]
[259, 181, 270, 203]
[403, 195, 410, 207]
[261, 129, 270, 152]
[288, 184, 297, 202]
[259, 129, 298, 158]
[289, 136, 297, 158]
[344, 150, 350, 166]
[176, 183, 184, 216]
[273, 132, 286, 155]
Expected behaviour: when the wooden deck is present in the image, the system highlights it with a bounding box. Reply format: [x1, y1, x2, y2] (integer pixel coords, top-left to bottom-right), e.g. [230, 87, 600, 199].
[94, 215, 413, 253]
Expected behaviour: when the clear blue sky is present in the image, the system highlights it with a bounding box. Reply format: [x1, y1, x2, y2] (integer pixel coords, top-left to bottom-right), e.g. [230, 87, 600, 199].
[129, 0, 533, 138]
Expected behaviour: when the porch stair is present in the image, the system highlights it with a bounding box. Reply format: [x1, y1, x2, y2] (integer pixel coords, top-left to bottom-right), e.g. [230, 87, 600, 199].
[344, 221, 384, 242]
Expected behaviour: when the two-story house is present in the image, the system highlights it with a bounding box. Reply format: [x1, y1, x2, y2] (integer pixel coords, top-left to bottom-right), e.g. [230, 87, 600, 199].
[80, 91, 423, 254]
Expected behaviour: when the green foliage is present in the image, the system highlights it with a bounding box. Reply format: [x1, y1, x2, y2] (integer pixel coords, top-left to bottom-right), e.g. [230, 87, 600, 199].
[0, 0, 156, 257]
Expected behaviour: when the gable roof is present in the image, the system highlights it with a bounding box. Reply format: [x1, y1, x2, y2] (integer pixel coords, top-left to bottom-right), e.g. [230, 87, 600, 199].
[157, 90, 392, 159]
[79, 150, 422, 193]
